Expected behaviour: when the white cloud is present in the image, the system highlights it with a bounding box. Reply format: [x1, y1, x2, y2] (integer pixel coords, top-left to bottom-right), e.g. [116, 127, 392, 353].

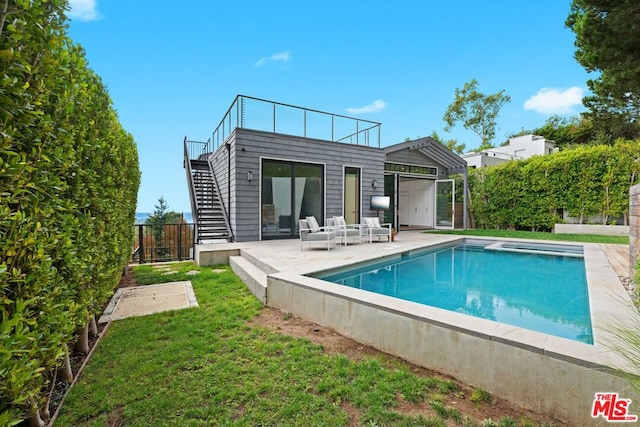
[345, 99, 387, 115]
[68, 0, 101, 21]
[254, 51, 291, 67]
[523, 87, 584, 115]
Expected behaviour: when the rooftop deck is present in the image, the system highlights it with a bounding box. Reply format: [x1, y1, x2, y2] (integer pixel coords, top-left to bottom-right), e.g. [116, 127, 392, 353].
[210, 95, 382, 152]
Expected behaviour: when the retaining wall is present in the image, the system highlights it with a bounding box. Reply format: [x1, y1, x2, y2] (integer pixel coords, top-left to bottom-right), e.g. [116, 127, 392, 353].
[553, 223, 629, 236]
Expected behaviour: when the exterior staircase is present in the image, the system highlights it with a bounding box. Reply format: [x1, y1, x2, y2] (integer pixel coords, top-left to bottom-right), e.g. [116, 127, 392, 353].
[184, 138, 233, 243]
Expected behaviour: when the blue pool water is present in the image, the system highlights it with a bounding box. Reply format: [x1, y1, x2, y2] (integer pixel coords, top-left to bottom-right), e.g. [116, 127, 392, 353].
[317, 241, 593, 344]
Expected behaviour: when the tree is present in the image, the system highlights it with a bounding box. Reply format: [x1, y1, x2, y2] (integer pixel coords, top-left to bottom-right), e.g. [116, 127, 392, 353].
[145, 197, 185, 259]
[566, 0, 640, 141]
[429, 131, 466, 154]
[145, 197, 184, 226]
[505, 115, 596, 148]
[147, 197, 170, 226]
[443, 79, 511, 151]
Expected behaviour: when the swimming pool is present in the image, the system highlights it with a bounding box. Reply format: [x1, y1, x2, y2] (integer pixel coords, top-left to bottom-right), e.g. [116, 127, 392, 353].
[315, 240, 593, 344]
[258, 235, 639, 425]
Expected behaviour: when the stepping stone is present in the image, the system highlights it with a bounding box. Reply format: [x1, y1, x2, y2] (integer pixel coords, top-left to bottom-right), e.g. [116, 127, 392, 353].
[99, 281, 199, 322]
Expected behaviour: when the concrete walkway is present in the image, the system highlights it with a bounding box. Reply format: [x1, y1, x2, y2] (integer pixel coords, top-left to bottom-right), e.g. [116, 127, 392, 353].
[600, 243, 631, 278]
[99, 281, 198, 323]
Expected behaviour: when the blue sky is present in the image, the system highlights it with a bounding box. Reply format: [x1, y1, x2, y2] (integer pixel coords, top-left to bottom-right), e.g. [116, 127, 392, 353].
[67, 0, 590, 213]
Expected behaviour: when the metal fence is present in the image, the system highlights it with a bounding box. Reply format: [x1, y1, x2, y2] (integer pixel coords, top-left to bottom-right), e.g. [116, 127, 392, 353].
[131, 223, 196, 263]
[211, 95, 382, 150]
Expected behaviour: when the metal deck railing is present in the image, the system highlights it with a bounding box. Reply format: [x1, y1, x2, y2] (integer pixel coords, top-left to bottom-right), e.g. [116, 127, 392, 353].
[210, 95, 381, 151]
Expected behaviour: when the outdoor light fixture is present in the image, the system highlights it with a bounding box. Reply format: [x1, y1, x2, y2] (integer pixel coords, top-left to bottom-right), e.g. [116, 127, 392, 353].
[371, 179, 378, 189]
[247, 171, 253, 182]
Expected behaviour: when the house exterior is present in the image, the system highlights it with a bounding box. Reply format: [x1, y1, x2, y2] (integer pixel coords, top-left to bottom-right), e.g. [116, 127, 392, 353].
[384, 139, 467, 230]
[184, 95, 467, 242]
[461, 134, 556, 168]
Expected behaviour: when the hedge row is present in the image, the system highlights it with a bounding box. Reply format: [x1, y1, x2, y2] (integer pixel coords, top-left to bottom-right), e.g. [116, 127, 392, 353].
[0, 1, 140, 425]
[468, 141, 640, 231]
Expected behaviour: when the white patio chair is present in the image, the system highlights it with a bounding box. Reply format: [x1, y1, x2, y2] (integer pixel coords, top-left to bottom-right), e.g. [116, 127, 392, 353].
[299, 217, 337, 251]
[327, 216, 362, 246]
[361, 217, 392, 243]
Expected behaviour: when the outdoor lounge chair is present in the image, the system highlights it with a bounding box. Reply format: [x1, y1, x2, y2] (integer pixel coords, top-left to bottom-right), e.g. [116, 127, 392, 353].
[327, 216, 362, 246]
[299, 217, 337, 251]
[361, 217, 392, 243]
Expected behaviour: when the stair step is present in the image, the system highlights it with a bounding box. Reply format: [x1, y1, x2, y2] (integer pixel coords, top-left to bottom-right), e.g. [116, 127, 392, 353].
[190, 160, 210, 168]
[198, 228, 229, 234]
[229, 256, 267, 304]
[199, 235, 230, 240]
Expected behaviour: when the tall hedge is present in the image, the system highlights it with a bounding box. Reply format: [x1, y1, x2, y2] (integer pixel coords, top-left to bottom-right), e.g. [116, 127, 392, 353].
[469, 142, 640, 230]
[0, 1, 140, 425]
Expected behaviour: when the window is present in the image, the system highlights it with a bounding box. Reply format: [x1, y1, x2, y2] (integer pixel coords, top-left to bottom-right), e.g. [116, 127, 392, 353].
[384, 162, 437, 176]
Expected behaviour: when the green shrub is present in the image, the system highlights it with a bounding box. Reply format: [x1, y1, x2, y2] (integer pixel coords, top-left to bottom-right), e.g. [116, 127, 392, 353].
[468, 142, 640, 230]
[0, 1, 140, 424]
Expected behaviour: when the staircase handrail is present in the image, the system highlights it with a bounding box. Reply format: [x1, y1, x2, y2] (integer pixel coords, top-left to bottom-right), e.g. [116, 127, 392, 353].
[207, 158, 235, 242]
[183, 136, 202, 241]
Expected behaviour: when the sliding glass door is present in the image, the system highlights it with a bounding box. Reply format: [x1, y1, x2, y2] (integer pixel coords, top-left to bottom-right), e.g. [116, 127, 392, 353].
[435, 179, 454, 229]
[261, 159, 323, 239]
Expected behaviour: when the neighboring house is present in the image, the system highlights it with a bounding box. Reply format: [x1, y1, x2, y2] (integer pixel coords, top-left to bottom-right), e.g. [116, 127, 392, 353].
[184, 95, 467, 242]
[461, 134, 556, 168]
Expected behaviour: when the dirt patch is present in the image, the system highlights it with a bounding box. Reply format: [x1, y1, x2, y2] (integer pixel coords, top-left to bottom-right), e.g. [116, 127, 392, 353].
[118, 265, 138, 288]
[106, 405, 124, 427]
[251, 307, 567, 426]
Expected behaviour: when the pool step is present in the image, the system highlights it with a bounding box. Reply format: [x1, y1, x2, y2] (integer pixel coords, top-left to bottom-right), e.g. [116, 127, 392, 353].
[484, 241, 584, 257]
[229, 255, 267, 304]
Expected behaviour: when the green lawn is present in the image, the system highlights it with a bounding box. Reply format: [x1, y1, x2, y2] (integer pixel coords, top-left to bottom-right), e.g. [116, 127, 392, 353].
[55, 262, 556, 427]
[425, 229, 628, 244]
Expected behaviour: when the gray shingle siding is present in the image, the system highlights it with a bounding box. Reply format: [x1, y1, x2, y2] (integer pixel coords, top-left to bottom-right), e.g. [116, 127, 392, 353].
[210, 128, 385, 242]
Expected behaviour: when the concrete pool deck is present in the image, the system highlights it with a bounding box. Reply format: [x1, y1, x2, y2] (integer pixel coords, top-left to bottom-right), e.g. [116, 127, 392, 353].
[196, 231, 640, 426]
